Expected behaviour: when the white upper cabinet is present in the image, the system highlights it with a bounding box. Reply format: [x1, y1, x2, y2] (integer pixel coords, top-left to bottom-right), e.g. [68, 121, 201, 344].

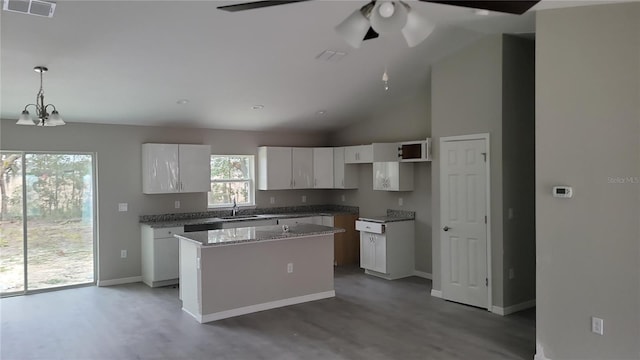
[344, 143, 397, 164]
[178, 144, 212, 192]
[292, 147, 313, 189]
[313, 148, 334, 189]
[258, 147, 292, 190]
[333, 147, 358, 189]
[344, 145, 372, 164]
[142, 143, 211, 194]
[373, 162, 414, 191]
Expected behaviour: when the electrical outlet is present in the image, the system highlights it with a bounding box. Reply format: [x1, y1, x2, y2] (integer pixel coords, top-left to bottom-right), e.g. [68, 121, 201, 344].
[270, 196, 275, 204]
[398, 197, 404, 206]
[341, 194, 346, 202]
[118, 203, 128, 212]
[301, 195, 307, 203]
[120, 250, 127, 259]
[287, 263, 293, 273]
[508, 268, 515, 279]
[591, 317, 604, 335]
[174, 200, 180, 209]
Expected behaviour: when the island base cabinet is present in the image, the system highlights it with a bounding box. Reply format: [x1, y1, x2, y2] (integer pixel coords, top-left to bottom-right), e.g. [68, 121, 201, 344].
[179, 234, 335, 323]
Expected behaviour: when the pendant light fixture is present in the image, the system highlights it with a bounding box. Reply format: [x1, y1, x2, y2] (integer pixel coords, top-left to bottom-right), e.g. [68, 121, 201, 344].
[17, 66, 65, 126]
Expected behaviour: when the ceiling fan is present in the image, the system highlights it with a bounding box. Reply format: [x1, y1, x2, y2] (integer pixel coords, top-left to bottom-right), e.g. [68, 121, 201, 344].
[218, 0, 540, 48]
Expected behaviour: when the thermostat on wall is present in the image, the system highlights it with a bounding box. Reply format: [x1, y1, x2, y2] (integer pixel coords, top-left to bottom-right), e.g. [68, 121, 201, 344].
[552, 186, 573, 198]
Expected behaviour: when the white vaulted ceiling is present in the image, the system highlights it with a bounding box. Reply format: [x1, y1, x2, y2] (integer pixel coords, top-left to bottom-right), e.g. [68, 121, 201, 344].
[0, 0, 621, 131]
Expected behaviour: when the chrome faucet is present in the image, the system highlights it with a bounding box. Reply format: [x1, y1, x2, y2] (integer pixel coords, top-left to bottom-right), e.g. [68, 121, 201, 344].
[231, 197, 238, 217]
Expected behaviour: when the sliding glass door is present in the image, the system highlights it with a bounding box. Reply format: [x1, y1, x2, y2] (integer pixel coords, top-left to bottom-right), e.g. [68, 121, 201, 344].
[0, 152, 96, 295]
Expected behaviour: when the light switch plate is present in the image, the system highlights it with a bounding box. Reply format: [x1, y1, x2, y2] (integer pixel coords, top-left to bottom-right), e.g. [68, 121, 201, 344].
[118, 203, 128, 212]
[174, 200, 180, 209]
[270, 196, 275, 204]
[301, 195, 307, 203]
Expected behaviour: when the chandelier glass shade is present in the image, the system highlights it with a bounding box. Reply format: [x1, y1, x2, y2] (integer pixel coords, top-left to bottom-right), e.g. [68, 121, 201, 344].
[17, 66, 65, 126]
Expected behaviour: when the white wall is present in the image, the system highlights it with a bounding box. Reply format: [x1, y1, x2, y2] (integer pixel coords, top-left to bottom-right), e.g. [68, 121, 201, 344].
[0, 120, 331, 282]
[329, 91, 432, 273]
[535, 3, 640, 359]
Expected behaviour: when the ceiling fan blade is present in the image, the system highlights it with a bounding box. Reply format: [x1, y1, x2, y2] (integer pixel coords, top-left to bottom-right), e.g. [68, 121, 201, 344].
[217, 0, 313, 12]
[421, 1, 540, 15]
[363, 27, 379, 41]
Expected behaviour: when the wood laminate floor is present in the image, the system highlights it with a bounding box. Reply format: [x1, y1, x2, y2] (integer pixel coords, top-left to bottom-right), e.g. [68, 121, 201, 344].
[1, 266, 534, 360]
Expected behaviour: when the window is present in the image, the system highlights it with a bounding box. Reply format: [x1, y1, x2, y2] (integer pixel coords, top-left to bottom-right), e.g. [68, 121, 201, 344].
[208, 155, 255, 208]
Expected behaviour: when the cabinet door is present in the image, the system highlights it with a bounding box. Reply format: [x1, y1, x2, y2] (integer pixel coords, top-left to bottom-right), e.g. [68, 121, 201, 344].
[372, 234, 387, 273]
[373, 162, 390, 190]
[334, 148, 358, 189]
[179, 144, 211, 193]
[313, 148, 334, 188]
[154, 237, 179, 281]
[258, 147, 292, 190]
[292, 148, 313, 188]
[142, 144, 179, 194]
[344, 145, 373, 164]
[360, 233, 374, 270]
[321, 216, 334, 227]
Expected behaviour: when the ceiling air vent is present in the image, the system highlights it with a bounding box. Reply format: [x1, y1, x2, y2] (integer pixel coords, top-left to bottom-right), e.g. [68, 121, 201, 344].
[3, 0, 56, 18]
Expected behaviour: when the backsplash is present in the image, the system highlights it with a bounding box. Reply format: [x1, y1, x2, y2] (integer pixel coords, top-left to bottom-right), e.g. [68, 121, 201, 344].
[386, 209, 416, 219]
[139, 204, 359, 223]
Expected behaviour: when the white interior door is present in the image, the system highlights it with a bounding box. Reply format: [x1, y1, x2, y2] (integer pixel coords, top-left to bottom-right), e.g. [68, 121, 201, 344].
[440, 137, 489, 309]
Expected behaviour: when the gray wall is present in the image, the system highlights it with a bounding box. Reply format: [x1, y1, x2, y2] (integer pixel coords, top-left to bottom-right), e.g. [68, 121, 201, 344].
[328, 91, 432, 274]
[431, 35, 505, 304]
[535, 3, 640, 359]
[431, 34, 536, 308]
[502, 35, 536, 307]
[0, 120, 331, 282]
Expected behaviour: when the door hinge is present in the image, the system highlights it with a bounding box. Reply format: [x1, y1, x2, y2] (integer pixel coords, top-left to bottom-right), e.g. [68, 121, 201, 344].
[481, 152, 487, 162]
[486, 278, 488, 286]
[484, 215, 487, 224]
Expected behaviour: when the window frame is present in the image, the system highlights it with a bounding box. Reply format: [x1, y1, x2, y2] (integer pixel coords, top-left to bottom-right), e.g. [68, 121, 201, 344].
[207, 154, 256, 209]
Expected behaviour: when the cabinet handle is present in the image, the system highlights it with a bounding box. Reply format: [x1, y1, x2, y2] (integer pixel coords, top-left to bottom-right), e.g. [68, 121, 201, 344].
[314, 179, 317, 187]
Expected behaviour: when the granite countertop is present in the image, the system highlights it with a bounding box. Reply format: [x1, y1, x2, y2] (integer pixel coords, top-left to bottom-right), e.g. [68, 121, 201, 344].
[174, 223, 345, 247]
[139, 205, 359, 229]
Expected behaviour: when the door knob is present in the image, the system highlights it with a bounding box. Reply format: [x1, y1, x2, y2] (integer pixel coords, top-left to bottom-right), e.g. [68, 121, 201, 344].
[443, 226, 451, 232]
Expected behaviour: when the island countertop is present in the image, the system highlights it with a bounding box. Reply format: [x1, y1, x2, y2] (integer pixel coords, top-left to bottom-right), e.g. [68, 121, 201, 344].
[174, 223, 345, 247]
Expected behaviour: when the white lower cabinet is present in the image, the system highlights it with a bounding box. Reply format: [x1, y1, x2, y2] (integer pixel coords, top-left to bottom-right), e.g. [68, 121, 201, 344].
[357, 220, 415, 280]
[360, 233, 387, 273]
[141, 225, 181, 287]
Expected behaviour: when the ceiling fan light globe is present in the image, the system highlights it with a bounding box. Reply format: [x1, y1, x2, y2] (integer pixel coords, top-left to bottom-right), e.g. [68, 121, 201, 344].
[402, 11, 435, 47]
[370, 1, 407, 35]
[335, 8, 371, 48]
[378, 2, 395, 18]
[16, 110, 35, 125]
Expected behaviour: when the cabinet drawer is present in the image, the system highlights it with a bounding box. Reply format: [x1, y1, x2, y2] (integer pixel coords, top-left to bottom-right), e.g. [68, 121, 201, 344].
[355, 221, 384, 234]
[153, 227, 183, 238]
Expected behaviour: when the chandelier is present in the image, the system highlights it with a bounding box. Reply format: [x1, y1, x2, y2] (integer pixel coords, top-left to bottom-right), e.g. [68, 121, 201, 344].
[16, 66, 65, 126]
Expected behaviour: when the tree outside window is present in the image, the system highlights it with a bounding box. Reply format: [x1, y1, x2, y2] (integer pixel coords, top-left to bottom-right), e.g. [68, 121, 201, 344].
[208, 155, 255, 208]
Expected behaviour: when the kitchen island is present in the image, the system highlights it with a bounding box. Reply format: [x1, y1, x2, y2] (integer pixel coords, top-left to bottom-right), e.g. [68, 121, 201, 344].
[175, 223, 344, 323]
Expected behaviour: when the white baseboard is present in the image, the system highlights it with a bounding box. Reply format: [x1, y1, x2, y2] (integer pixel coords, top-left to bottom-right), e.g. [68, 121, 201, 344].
[534, 343, 552, 360]
[413, 270, 433, 279]
[430, 289, 442, 298]
[190, 290, 336, 323]
[97, 276, 142, 287]
[492, 299, 535, 316]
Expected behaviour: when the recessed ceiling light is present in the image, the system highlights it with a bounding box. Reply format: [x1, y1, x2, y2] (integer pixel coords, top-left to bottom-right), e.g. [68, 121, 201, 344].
[317, 110, 327, 116]
[473, 9, 490, 16]
[176, 99, 189, 105]
[252, 105, 264, 110]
